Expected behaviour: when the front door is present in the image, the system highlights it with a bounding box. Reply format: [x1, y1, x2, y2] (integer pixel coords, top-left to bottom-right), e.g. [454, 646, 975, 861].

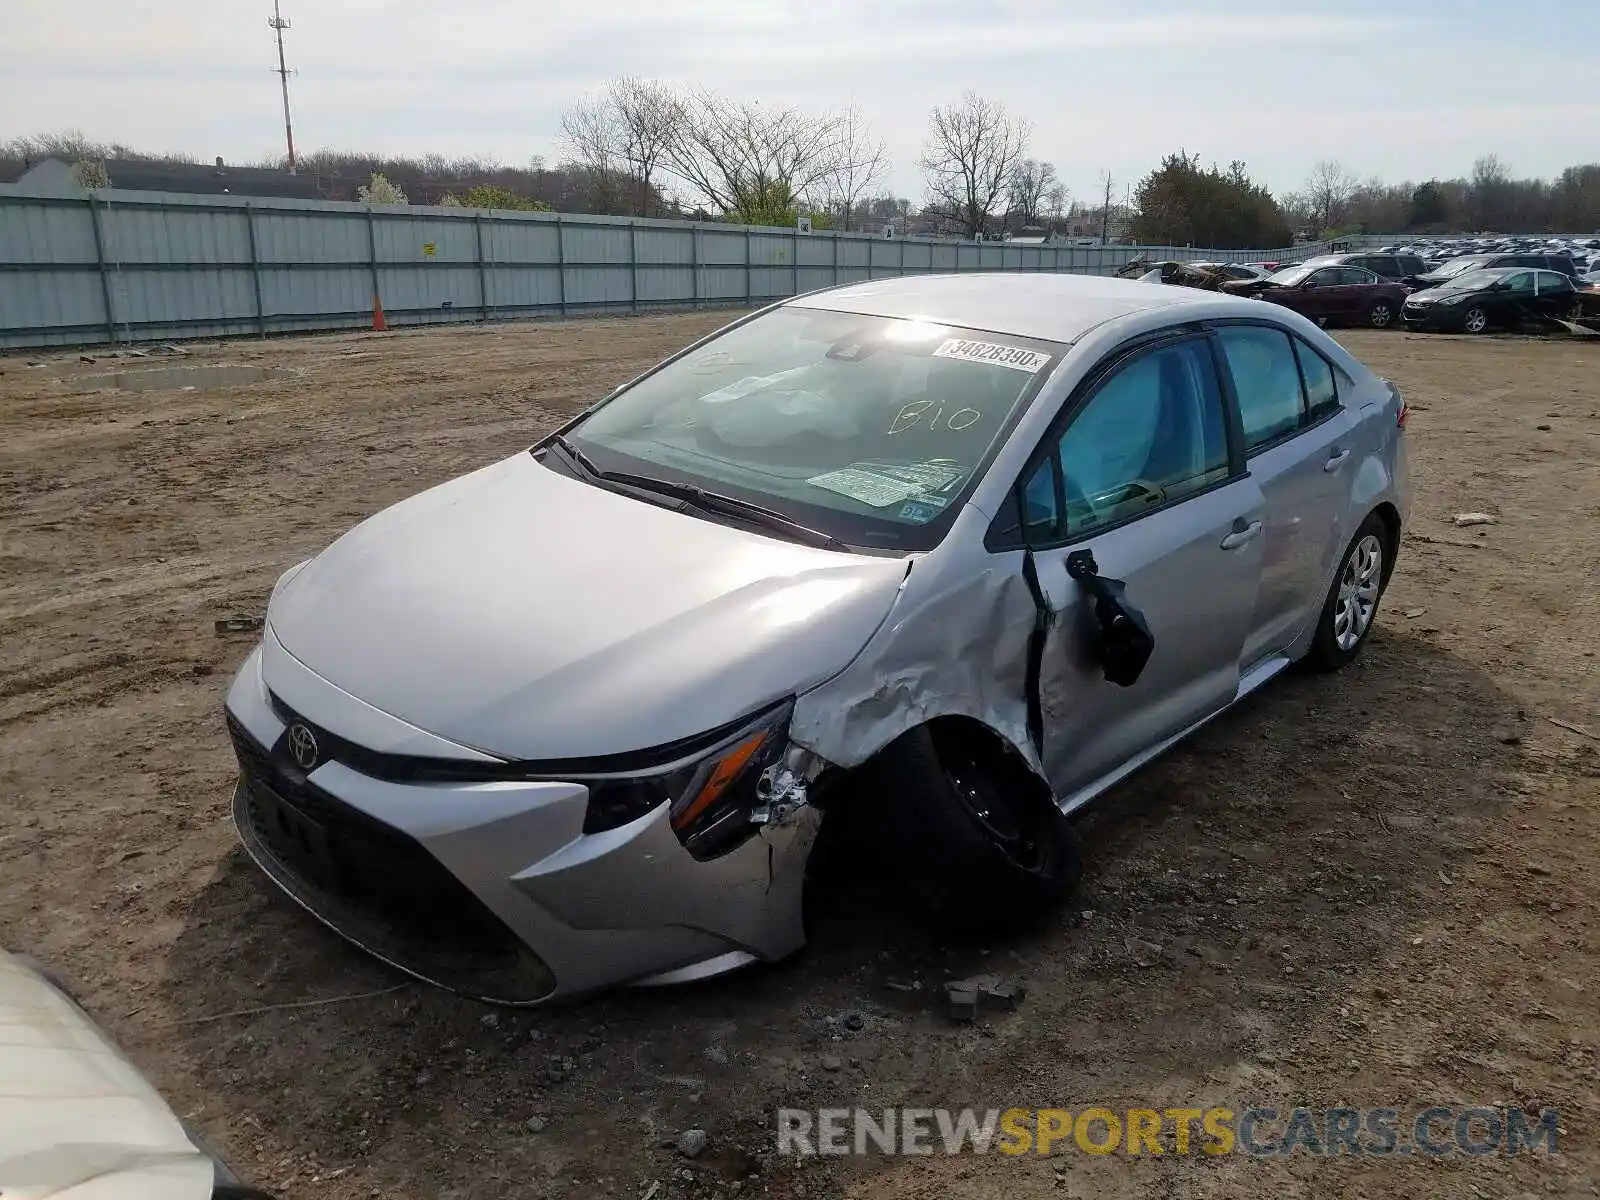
[1300, 267, 1348, 320]
[1003, 335, 1266, 806]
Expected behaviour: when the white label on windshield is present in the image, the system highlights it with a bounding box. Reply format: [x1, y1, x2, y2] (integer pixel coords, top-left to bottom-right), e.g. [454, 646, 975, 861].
[805, 468, 922, 508]
[933, 338, 1051, 374]
[806, 461, 969, 509]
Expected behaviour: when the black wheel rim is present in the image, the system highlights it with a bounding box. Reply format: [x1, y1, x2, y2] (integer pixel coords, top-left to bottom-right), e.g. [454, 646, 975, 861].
[940, 748, 1054, 876]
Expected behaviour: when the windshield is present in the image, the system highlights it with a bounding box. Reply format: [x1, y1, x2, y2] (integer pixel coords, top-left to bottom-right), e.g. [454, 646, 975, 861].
[565, 307, 1060, 552]
[1265, 265, 1313, 285]
[1431, 257, 1488, 278]
[1439, 269, 1512, 291]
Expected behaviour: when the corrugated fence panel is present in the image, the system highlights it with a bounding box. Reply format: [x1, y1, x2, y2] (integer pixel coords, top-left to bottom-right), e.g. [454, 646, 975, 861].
[0, 183, 1378, 348]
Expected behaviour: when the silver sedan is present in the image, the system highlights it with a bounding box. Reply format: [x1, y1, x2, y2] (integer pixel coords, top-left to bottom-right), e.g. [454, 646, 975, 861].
[225, 273, 1410, 1004]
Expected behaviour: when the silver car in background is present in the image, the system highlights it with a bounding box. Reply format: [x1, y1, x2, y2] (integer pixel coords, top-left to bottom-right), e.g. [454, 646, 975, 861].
[225, 273, 1410, 1005]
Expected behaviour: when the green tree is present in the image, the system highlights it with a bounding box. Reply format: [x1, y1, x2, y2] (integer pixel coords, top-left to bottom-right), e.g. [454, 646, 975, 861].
[459, 185, 551, 211]
[356, 173, 408, 205]
[69, 159, 110, 189]
[1408, 181, 1447, 229]
[1129, 152, 1290, 249]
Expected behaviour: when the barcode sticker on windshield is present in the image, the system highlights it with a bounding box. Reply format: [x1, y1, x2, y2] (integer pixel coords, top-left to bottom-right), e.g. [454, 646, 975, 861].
[933, 338, 1051, 374]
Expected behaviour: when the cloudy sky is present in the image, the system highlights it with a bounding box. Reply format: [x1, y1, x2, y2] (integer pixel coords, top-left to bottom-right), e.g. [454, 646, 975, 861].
[5, 0, 1596, 203]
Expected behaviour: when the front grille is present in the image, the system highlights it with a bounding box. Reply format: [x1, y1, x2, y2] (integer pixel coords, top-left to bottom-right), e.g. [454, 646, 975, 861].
[227, 716, 555, 1004]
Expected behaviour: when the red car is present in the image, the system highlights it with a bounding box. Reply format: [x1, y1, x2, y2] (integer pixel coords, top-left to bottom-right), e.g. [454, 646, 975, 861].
[1223, 263, 1409, 329]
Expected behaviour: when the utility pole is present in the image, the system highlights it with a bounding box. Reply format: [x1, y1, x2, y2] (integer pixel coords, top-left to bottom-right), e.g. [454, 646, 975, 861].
[268, 0, 297, 173]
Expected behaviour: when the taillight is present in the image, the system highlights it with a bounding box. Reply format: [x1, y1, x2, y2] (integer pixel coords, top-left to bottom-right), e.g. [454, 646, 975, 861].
[1385, 380, 1408, 429]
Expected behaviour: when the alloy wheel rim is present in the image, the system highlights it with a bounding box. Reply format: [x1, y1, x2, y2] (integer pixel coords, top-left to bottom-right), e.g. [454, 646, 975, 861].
[1371, 304, 1392, 327]
[1465, 309, 1487, 333]
[1333, 533, 1383, 651]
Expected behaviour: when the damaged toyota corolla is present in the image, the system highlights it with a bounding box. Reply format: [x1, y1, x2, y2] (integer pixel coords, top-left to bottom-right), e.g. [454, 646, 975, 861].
[225, 273, 1410, 1005]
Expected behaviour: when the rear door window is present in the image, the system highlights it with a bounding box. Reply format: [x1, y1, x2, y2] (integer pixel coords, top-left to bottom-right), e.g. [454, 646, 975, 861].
[1215, 326, 1305, 452]
[1293, 338, 1338, 416]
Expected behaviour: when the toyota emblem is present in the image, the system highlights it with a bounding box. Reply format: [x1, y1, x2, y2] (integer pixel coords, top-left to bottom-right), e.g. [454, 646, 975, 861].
[286, 723, 320, 771]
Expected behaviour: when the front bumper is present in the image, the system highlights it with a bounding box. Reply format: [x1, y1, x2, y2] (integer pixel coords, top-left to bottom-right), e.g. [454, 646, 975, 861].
[1399, 303, 1456, 329]
[225, 641, 820, 1005]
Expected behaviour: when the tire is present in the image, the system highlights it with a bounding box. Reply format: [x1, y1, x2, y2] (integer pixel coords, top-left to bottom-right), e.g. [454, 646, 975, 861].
[1308, 513, 1392, 671]
[1367, 299, 1395, 329]
[859, 724, 1080, 931]
[1461, 306, 1490, 334]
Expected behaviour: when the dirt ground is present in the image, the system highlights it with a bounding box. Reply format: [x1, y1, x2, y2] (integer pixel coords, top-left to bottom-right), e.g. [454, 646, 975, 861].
[1, 314, 1597, 1200]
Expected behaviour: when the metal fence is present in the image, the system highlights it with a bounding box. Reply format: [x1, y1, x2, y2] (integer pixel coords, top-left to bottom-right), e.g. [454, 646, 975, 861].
[0, 185, 1369, 350]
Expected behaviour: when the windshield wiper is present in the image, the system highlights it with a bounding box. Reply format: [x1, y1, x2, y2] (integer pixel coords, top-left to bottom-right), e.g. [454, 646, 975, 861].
[600, 470, 850, 552]
[544, 434, 848, 551]
[547, 432, 601, 477]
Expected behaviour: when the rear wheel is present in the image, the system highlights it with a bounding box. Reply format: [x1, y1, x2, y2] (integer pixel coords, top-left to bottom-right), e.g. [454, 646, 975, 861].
[1308, 513, 1392, 671]
[859, 724, 1080, 931]
[1461, 306, 1490, 334]
[1367, 299, 1395, 328]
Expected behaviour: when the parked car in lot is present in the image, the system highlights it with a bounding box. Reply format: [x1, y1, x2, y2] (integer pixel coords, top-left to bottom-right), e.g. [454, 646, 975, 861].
[225, 274, 1409, 1005]
[1186, 261, 1272, 283]
[1400, 267, 1582, 333]
[1410, 252, 1580, 291]
[1296, 252, 1432, 288]
[1224, 263, 1410, 328]
[0, 950, 276, 1199]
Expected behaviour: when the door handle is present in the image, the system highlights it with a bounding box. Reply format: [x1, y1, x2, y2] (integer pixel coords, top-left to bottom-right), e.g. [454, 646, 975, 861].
[1323, 448, 1352, 472]
[1219, 520, 1262, 550]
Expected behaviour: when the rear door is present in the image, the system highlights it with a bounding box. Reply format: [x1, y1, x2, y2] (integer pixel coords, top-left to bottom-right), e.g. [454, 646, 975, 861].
[1337, 267, 1382, 319]
[995, 333, 1266, 805]
[1211, 323, 1359, 666]
[1535, 270, 1576, 319]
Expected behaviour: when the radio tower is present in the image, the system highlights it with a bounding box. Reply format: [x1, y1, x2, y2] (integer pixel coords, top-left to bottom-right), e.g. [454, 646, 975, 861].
[268, 0, 297, 173]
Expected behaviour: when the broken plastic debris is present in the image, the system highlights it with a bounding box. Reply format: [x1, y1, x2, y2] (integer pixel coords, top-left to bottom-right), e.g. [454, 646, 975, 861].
[1452, 513, 1497, 527]
[943, 974, 1026, 1020]
[214, 616, 265, 636]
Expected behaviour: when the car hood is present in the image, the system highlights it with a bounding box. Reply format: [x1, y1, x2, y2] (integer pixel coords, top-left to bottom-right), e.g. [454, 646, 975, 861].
[266, 452, 910, 760]
[1405, 285, 1478, 302]
[0, 953, 215, 1200]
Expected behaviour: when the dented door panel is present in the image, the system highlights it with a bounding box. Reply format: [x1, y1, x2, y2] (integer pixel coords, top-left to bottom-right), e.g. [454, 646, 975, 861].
[1032, 477, 1267, 801]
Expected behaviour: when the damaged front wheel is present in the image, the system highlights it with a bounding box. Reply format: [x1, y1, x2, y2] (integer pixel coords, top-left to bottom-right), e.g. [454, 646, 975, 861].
[862, 723, 1080, 932]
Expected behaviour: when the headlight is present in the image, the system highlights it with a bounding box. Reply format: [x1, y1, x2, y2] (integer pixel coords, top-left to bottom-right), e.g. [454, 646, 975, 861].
[1436, 294, 1468, 306]
[580, 702, 793, 861]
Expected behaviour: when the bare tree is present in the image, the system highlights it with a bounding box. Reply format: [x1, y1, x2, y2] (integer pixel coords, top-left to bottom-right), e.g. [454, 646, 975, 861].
[812, 104, 889, 230]
[1096, 169, 1115, 243]
[559, 78, 681, 216]
[661, 90, 868, 226]
[1304, 159, 1357, 234]
[1468, 153, 1513, 230]
[919, 92, 1030, 238]
[1045, 183, 1068, 233]
[1006, 159, 1058, 228]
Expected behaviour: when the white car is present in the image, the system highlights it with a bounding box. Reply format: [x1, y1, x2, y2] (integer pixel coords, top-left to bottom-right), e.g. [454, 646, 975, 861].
[0, 950, 274, 1198]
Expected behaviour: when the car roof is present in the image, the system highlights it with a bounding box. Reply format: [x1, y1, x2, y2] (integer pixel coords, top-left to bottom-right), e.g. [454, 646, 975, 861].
[786, 273, 1240, 344]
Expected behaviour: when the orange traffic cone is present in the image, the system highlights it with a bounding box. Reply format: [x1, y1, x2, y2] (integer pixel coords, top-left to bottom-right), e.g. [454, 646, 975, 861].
[371, 291, 387, 331]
